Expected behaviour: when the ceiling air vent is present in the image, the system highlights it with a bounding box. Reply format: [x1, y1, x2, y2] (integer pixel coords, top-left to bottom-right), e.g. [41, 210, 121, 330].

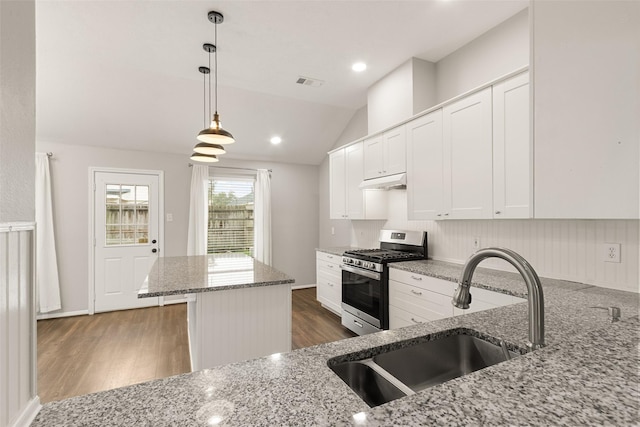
[296, 76, 324, 88]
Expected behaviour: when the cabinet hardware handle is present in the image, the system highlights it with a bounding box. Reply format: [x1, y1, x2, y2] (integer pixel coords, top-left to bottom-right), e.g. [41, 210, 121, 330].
[411, 276, 423, 281]
[327, 255, 333, 259]
[495, 211, 501, 215]
[354, 320, 364, 328]
[444, 213, 449, 216]
[328, 283, 333, 287]
[437, 214, 442, 217]
[410, 289, 422, 295]
[410, 318, 420, 323]
[327, 264, 333, 268]
[383, 170, 386, 173]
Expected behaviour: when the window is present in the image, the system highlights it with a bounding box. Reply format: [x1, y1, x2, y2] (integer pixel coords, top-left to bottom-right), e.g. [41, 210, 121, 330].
[105, 184, 149, 245]
[207, 177, 255, 255]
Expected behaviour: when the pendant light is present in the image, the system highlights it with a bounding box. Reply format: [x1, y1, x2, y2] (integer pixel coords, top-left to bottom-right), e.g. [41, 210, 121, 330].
[196, 11, 235, 145]
[193, 64, 225, 156]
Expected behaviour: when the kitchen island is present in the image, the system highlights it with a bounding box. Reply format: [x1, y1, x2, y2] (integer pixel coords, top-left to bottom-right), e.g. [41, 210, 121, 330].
[32, 260, 639, 426]
[138, 253, 295, 370]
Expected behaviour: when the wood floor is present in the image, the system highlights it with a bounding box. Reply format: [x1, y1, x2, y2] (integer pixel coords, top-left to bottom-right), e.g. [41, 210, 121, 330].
[37, 287, 355, 403]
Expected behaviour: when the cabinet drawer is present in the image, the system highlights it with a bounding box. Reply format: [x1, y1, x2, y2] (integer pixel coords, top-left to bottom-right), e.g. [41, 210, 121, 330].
[316, 251, 341, 265]
[469, 286, 513, 306]
[453, 299, 497, 317]
[389, 269, 455, 296]
[389, 280, 453, 321]
[389, 306, 428, 330]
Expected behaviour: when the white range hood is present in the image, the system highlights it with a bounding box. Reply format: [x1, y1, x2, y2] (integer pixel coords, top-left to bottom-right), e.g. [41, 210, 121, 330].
[359, 173, 407, 190]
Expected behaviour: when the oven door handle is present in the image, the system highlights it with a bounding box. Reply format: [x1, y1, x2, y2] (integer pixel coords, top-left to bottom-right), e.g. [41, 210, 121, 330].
[341, 264, 381, 281]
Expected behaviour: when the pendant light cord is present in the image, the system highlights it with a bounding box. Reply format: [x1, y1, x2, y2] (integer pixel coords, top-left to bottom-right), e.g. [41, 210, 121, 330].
[203, 67, 206, 128]
[214, 20, 218, 114]
[208, 47, 212, 123]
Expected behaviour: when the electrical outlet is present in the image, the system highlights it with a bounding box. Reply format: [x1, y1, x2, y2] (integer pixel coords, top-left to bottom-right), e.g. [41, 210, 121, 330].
[166, 213, 173, 222]
[331, 227, 335, 235]
[604, 243, 621, 263]
[472, 237, 481, 250]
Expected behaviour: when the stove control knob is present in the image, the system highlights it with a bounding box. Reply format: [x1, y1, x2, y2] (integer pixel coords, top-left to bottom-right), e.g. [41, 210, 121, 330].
[354, 260, 362, 266]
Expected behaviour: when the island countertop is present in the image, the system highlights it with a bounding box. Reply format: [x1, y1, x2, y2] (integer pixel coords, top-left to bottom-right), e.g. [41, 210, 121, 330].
[138, 253, 294, 298]
[34, 260, 639, 426]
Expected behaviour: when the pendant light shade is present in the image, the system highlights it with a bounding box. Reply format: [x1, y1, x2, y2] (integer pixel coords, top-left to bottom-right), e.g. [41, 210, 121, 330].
[190, 152, 219, 163]
[196, 11, 235, 146]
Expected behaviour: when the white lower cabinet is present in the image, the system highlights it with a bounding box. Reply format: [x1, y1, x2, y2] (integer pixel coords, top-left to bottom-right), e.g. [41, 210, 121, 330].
[316, 251, 342, 315]
[388, 268, 526, 330]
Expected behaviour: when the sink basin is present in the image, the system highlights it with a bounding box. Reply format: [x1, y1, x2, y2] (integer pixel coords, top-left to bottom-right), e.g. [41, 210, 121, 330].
[329, 329, 521, 407]
[329, 361, 407, 407]
[373, 333, 520, 392]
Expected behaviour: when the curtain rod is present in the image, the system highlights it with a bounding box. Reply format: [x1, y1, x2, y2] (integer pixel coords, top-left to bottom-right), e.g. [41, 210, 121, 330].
[47, 152, 53, 157]
[188, 164, 272, 173]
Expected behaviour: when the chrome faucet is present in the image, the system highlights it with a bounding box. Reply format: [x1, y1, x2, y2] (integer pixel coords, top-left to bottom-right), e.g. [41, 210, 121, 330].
[452, 248, 545, 350]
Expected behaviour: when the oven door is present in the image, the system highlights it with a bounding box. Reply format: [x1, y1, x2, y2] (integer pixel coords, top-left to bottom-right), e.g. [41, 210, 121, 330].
[341, 264, 382, 329]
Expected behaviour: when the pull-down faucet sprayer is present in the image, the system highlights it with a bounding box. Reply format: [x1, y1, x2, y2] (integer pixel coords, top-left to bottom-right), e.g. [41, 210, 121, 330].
[452, 247, 545, 350]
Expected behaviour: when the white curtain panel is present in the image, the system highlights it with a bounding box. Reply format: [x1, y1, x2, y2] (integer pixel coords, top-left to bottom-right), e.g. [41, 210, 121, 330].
[187, 165, 209, 256]
[35, 153, 61, 313]
[254, 169, 272, 265]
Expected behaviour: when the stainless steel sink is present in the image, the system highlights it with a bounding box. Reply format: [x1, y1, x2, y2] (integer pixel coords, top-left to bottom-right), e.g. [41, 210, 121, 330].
[329, 329, 521, 407]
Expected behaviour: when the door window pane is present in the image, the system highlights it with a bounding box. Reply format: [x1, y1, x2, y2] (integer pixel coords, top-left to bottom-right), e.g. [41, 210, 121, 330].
[105, 183, 150, 246]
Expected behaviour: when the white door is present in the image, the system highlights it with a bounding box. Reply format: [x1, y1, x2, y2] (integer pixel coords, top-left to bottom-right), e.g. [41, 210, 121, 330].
[407, 110, 444, 220]
[345, 142, 364, 220]
[329, 149, 346, 219]
[443, 87, 493, 219]
[493, 71, 532, 218]
[382, 125, 406, 176]
[93, 171, 160, 312]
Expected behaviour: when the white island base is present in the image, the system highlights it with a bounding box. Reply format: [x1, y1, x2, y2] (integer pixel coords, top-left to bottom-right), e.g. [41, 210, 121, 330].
[186, 283, 292, 371]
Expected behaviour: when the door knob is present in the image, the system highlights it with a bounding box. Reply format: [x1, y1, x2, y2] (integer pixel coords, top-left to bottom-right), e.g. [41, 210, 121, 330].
[151, 248, 157, 253]
[152, 239, 157, 244]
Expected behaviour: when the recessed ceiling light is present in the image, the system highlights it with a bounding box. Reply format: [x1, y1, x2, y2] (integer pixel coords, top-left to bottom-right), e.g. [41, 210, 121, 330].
[270, 136, 282, 145]
[352, 62, 367, 72]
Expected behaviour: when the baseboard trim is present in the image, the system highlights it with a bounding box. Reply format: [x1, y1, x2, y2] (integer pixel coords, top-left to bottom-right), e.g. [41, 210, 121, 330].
[292, 284, 315, 290]
[10, 396, 41, 427]
[37, 309, 89, 320]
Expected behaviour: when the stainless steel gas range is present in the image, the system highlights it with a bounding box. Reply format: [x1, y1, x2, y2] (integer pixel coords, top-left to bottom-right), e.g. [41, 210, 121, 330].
[340, 230, 427, 335]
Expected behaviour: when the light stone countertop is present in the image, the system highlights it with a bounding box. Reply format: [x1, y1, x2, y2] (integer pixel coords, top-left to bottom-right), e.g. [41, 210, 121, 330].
[34, 260, 639, 426]
[316, 246, 362, 257]
[138, 253, 294, 298]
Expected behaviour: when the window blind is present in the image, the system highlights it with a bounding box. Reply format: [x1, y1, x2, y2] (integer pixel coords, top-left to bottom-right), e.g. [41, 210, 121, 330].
[207, 177, 255, 254]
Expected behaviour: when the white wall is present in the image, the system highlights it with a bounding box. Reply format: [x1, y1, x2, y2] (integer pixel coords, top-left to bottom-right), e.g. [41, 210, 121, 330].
[319, 106, 368, 248]
[34, 142, 320, 315]
[352, 191, 639, 293]
[0, 0, 36, 223]
[367, 58, 436, 134]
[436, 9, 529, 103]
[34, 142, 192, 315]
[210, 158, 319, 288]
[0, 1, 40, 426]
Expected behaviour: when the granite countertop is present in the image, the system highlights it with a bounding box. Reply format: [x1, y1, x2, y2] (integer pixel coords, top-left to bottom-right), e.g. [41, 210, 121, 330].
[316, 246, 361, 257]
[138, 253, 294, 298]
[34, 260, 639, 426]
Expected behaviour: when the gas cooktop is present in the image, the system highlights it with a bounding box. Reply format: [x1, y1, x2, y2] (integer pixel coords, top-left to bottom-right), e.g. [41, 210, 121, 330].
[343, 248, 425, 263]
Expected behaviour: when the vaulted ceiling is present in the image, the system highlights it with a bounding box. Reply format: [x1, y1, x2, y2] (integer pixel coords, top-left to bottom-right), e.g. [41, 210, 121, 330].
[36, 0, 527, 165]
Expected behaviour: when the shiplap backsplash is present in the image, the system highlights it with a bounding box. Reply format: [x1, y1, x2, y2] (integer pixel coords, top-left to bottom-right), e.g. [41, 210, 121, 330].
[351, 191, 640, 293]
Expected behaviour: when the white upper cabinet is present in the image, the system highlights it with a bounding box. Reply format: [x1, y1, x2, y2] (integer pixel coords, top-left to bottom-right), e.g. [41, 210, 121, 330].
[329, 142, 387, 220]
[533, 1, 639, 219]
[407, 110, 444, 220]
[493, 71, 532, 218]
[363, 134, 383, 179]
[329, 148, 347, 219]
[363, 126, 406, 179]
[345, 143, 365, 219]
[442, 87, 493, 219]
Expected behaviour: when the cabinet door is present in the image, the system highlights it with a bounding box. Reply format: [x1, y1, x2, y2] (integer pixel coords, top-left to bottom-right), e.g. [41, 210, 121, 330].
[443, 87, 493, 219]
[406, 110, 444, 220]
[382, 125, 406, 176]
[363, 135, 384, 179]
[345, 142, 365, 219]
[493, 71, 532, 219]
[329, 149, 346, 219]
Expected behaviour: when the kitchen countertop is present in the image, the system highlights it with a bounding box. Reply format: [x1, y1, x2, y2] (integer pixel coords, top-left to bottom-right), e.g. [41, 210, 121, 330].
[316, 246, 361, 257]
[34, 259, 639, 426]
[138, 253, 294, 298]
